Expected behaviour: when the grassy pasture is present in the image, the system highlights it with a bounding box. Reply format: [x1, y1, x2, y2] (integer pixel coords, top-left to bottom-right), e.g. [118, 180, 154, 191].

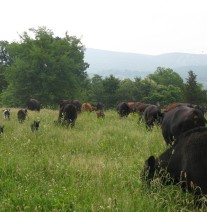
[0, 108, 204, 211]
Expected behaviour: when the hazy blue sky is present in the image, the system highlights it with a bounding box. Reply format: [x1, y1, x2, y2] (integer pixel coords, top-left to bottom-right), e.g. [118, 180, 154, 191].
[2, 0, 207, 55]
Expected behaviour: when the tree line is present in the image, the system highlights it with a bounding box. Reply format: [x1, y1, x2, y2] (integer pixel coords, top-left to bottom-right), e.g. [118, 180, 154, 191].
[0, 27, 207, 109]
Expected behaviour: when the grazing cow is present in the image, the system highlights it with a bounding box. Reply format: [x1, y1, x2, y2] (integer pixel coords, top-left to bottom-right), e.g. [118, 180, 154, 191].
[161, 106, 206, 145]
[0, 125, 4, 134]
[97, 111, 105, 119]
[116, 102, 131, 117]
[134, 102, 151, 122]
[73, 100, 82, 112]
[142, 127, 207, 207]
[2, 109, 10, 120]
[127, 102, 137, 112]
[143, 105, 164, 129]
[81, 103, 96, 112]
[27, 99, 41, 111]
[60, 100, 82, 113]
[164, 102, 205, 114]
[135, 102, 151, 114]
[17, 109, 28, 123]
[164, 102, 186, 112]
[58, 99, 82, 121]
[61, 103, 77, 128]
[31, 121, 40, 132]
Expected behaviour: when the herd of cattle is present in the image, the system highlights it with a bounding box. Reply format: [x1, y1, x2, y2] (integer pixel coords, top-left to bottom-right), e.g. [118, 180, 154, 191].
[1, 98, 207, 207]
[0, 99, 105, 132]
[1, 99, 41, 133]
[117, 102, 207, 207]
[117, 101, 207, 207]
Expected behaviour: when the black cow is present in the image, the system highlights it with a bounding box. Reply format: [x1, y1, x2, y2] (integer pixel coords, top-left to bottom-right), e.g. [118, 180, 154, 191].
[0, 125, 4, 134]
[31, 121, 40, 132]
[71, 100, 82, 113]
[161, 106, 206, 145]
[116, 102, 131, 117]
[58, 99, 81, 121]
[2, 109, 10, 120]
[27, 99, 41, 111]
[17, 109, 28, 123]
[60, 100, 82, 112]
[61, 103, 77, 128]
[143, 105, 163, 129]
[142, 127, 207, 207]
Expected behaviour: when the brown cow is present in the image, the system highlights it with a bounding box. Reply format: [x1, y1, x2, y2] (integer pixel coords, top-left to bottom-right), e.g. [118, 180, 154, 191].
[135, 102, 151, 113]
[81, 103, 96, 112]
[127, 102, 136, 112]
[164, 103, 206, 115]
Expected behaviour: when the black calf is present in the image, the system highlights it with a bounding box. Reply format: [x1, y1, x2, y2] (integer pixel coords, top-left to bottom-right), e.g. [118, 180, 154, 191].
[0, 125, 4, 134]
[17, 109, 28, 123]
[31, 121, 40, 132]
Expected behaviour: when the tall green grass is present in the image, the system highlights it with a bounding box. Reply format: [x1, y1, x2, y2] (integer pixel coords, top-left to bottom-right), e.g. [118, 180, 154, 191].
[0, 108, 205, 211]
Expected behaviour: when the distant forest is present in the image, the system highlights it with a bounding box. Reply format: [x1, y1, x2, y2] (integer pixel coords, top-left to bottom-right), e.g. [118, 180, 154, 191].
[0, 27, 207, 109]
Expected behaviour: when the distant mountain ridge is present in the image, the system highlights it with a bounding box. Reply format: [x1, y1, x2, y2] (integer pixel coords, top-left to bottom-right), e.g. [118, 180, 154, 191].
[84, 48, 207, 88]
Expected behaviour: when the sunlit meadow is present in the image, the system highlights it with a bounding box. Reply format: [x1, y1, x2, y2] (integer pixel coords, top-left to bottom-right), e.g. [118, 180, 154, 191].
[0, 108, 204, 211]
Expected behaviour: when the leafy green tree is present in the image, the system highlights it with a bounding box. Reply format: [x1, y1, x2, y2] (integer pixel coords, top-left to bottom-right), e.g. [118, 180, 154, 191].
[90, 74, 105, 103]
[148, 67, 184, 89]
[0, 41, 9, 94]
[116, 78, 137, 102]
[142, 84, 183, 106]
[1, 26, 89, 107]
[184, 70, 207, 104]
[102, 75, 120, 108]
[139, 78, 157, 98]
[132, 77, 145, 101]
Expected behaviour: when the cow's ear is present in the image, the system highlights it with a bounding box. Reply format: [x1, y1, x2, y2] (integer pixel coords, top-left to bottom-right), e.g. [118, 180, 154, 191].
[146, 156, 156, 169]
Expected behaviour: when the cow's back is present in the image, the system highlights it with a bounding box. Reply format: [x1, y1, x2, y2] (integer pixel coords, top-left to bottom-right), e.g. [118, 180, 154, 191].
[162, 106, 206, 145]
[117, 102, 131, 117]
[174, 127, 207, 194]
[143, 105, 163, 128]
[27, 99, 40, 111]
[143, 126, 207, 206]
